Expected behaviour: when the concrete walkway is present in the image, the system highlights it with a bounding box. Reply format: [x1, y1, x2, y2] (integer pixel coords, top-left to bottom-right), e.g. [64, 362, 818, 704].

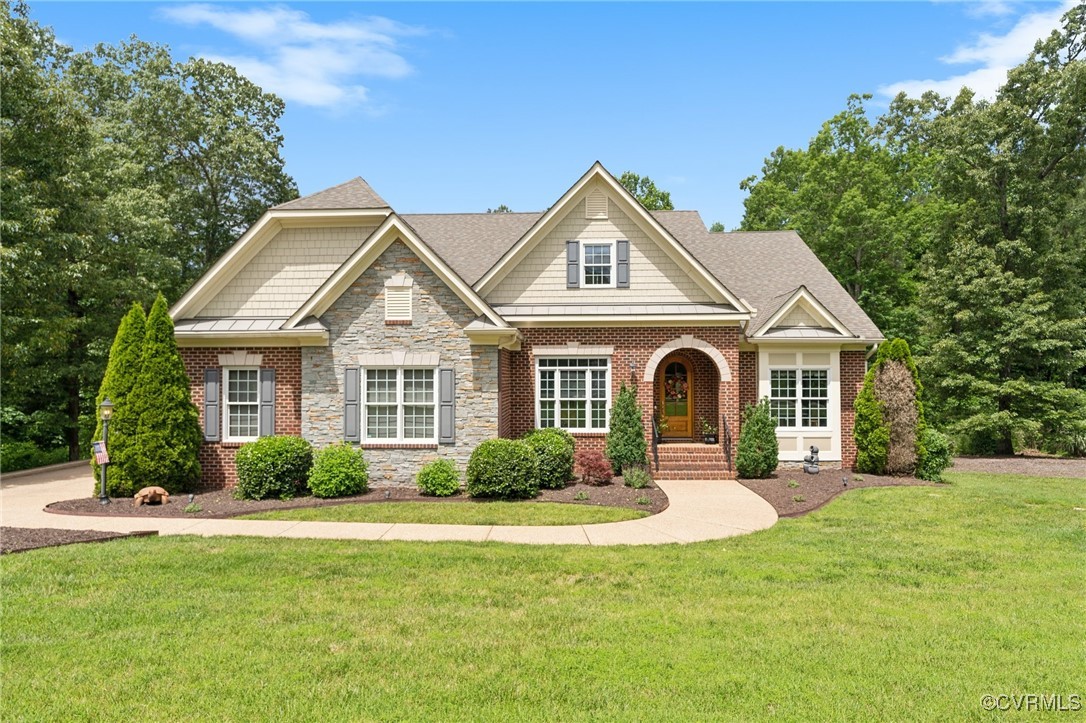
[1, 465, 778, 546]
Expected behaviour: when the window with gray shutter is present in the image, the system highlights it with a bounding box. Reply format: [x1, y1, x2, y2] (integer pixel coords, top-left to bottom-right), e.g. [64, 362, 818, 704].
[566, 240, 580, 288]
[438, 368, 455, 445]
[204, 369, 220, 441]
[344, 367, 360, 443]
[616, 239, 630, 288]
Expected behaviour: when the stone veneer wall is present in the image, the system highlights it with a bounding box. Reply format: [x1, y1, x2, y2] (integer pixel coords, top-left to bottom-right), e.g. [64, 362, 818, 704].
[500, 327, 741, 466]
[179, 346, 302, 489]
[839, 350, 867, 469]
[302, 240, 498, 486]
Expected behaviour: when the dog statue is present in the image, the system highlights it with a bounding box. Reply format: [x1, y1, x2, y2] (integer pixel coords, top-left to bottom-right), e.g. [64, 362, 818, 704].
[133, 486, 170, 507]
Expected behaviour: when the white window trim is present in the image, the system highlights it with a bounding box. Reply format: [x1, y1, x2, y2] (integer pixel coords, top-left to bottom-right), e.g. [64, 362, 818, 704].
[769, 368, 830, 432]
[581, 240, 616, 288]
[534, 356, 612, 432]
[758, 349, 840, 462]
[223, 366, 261, 443]
[361, 366, 438, 443]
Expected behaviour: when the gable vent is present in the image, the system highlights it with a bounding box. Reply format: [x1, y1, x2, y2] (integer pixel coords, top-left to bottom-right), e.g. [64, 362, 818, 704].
[585, 190, 608, 219]
[384, 272, 413, 322]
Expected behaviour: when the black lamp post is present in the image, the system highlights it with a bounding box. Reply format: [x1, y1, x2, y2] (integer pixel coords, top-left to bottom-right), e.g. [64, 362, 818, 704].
[99, 397, 113, 505]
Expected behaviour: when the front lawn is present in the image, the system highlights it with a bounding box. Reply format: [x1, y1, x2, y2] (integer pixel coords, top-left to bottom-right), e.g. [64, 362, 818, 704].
[3, 472, 1082, 721]
[239, 500, 648, 525]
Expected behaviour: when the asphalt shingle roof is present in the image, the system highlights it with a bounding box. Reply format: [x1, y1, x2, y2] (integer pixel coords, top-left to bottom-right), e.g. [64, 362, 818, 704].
[401, 212, 543, 286]
[274, 177, 389, 211]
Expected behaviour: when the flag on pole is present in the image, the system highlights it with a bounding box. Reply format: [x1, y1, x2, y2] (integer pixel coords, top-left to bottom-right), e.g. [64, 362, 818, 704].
[93, 441, 110, 465]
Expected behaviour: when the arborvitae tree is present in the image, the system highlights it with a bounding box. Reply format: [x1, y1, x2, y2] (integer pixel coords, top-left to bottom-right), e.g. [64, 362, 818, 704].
[91, 301, 146, 496]
[125, 293, 202, 493]
[854, 339, 926, 475]
[605, 383, 647, 474]
[736, 398, 779, 479]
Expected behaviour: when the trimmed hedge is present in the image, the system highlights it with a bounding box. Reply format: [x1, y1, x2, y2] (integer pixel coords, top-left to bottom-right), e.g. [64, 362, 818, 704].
[235, 436, 313, 500]
[605, 383, 646, 474]
[736, 399, 779, 479]
[466, 439, 539, 499]
[308, 443, 369, 498]
[417, 459, 461, 497]
[524, 428, 575, 489]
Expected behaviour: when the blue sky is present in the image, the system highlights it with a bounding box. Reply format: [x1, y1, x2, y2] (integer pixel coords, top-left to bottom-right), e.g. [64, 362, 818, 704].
[35, 1, 1075, 228]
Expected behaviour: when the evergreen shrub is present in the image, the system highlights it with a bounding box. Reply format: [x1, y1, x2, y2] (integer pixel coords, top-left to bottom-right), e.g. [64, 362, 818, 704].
[736, 399, 779, 479]
[308, 443, 368, 498]
[92, 301, 146, 496]
[915, 429, 954, 482]
[524, 428, 575, 489]
[235, 435, 313, 500]
[854, 339, 927, 475]
[417, 458, 461, 497]
[605, 383, 647, 474]
[466, 439, 539, 499]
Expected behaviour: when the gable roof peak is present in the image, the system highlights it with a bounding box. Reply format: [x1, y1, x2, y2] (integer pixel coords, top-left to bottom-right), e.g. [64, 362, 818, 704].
[274, 177, 390, 211]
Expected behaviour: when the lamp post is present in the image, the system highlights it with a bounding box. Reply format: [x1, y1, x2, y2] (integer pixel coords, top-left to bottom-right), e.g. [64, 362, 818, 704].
[99, 398, 113, 505]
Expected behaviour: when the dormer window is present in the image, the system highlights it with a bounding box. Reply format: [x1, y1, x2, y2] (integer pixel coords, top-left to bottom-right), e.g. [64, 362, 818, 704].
[385, 272, 413, 324]
[583, 243, 614, 287]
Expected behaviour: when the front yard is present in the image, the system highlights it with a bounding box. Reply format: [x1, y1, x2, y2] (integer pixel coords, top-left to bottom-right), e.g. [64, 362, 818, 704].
[3, 471, 1083, 721]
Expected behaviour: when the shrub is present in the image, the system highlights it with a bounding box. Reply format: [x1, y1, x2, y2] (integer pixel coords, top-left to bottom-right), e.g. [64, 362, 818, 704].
[736, 399, 779, 479]
[417, 458, 461, 497]
[855, 338, 926, 475]
[91, 301, 146, 497]
[605, 383, 646, 474]
[524, 428, 575, 489]
[125, 294, 202, 494]
[0, 442, 67, 473]
[308, 443, 369, 498]
[466, 439, 539, 499]
[915, 429, 954, 482]
[575, 448, 613, 486]
[235, 435, 313, 500]
[623, 465, 651, 489]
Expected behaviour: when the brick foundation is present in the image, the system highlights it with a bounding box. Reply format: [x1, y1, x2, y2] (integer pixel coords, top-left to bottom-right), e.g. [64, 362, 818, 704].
[180, 347, 302, 489]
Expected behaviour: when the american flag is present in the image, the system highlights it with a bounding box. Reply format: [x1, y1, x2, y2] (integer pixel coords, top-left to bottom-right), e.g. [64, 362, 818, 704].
[93, 441, 110, 465]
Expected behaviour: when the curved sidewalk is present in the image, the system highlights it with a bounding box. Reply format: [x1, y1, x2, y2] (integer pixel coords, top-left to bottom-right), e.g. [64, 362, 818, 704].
[1, 465, 778, 546]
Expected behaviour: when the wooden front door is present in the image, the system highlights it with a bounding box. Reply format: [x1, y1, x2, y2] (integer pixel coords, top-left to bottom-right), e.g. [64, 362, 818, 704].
[658, 356, 693, 439]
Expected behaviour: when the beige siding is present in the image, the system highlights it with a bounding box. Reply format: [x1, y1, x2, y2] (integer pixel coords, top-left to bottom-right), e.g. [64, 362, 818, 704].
[486, 198, 714, 305]
[199, 225, 377, 317]
[778, 303, 821, 328]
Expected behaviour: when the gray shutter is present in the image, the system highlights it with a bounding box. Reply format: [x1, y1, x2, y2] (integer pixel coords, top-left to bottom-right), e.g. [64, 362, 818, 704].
[344, 367, 360, 443]
[438, 368, 455, 445]
[259, 368, 275, 436]
[616, 239, 630, 288]
[566, 240, 580, 288]
[203, 369, 220, 442]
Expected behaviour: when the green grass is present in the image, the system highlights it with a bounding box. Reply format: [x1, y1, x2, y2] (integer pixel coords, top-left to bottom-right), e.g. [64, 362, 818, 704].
[239, 500, 648, 525]
[3, 472, 1083, 721]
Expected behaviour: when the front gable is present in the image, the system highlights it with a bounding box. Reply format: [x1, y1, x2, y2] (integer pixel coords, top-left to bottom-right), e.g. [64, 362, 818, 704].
[751, 286, 854, 340]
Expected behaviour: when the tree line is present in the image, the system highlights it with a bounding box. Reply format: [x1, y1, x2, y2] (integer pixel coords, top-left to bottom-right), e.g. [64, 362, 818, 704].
[739, 6, 1086, 456]
[1, 2, 297, 465]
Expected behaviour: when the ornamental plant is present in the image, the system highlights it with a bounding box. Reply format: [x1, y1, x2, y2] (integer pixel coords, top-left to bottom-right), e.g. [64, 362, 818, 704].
[736, 398, 779, 479]
[466, 439, 539, 499]
[854, 338, 927, 475]
[575, 448, 613, 486]
[524, 428, 575, 489]
[605, 383, 646, 474]
[91, 301, 146, 497]
[124, 294, 203, 493]
[235, 435, 314, 500]
[308, 442, 369, 498]
[417, 458, 461, 497]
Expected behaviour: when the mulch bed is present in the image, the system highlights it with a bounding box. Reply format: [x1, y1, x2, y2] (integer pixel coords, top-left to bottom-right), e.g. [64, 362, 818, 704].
[739, 468, 934, 518]
[1, 527, 157, 555]
[45, 478, 669, 519]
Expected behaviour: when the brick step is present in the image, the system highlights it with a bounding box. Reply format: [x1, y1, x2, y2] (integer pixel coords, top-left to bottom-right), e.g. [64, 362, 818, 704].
[654, 469, 736, 480]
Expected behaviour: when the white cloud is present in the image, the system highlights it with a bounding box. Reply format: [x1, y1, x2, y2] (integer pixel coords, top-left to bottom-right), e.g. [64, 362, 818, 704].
[878, 0, 1074, 101]
[159, 4, 427, 109]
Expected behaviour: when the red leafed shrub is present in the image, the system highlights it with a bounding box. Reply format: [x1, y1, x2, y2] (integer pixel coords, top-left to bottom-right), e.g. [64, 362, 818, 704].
[575, 448, 613, 486]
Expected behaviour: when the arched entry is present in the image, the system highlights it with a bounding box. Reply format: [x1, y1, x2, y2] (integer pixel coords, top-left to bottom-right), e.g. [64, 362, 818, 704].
[658, 354, 693, 439]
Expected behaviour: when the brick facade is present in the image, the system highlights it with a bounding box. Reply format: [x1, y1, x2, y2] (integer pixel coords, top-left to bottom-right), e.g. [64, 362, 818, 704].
[839, 350, 867, 469]
[500, 326, 742, 471]
[179, 346, 302, 489]
[738, 350, 758, 412]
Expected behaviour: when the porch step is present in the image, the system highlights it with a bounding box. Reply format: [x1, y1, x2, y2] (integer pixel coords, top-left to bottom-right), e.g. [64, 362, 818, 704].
[653, 443, 735, 480]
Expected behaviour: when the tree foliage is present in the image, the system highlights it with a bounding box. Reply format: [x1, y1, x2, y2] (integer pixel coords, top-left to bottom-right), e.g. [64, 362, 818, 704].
[605, 383, 647, 473]
[124, 294, 203, 493]
[619, 171, 674, 211]
[854, 339, 926, 475]
[92, 302, 146, 496]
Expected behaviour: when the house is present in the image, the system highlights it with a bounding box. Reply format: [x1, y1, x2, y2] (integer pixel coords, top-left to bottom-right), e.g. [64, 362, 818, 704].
[169, 163, 883, 488]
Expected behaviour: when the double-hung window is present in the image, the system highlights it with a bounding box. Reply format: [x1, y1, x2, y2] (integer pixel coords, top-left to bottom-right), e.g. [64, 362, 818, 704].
[364, 368, 436, 442]
[225, 368, 260, 441]
[769, 368, 829, 428]
[582, 242, 614, 287]
[537, 358, 610, 431]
